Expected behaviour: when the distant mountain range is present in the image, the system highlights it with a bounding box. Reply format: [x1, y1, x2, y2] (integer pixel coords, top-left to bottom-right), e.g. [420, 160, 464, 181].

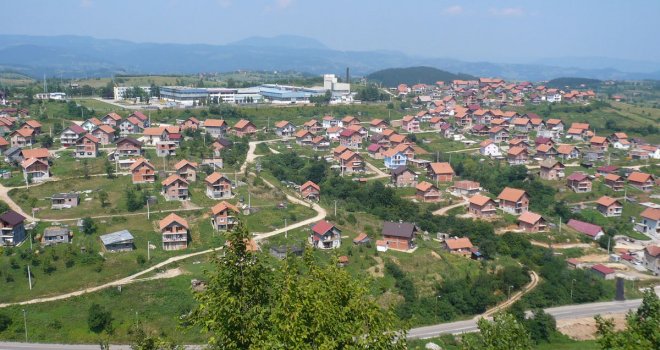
[0, 34, 658, 81]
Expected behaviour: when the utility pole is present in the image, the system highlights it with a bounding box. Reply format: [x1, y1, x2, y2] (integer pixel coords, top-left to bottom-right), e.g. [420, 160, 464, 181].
[22, 309, 27, 342]
[570, 278, 576, 300]
[559, 217, 562, 234]
[284, 218, 288, 239]
[607, 236, 611, 254]
[147, 241, 151, 261]
[146, 200, 150, 219]
[27, 266, 32, 290]
[334, 200, 337, 216]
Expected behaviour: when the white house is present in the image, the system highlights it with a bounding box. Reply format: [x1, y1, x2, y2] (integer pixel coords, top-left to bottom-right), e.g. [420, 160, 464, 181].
[635, 208, 659, 239]
[480, 140, 501, 157]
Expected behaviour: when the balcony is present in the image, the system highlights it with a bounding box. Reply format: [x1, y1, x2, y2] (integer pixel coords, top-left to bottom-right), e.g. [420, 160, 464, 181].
[163, 235, 187, 242]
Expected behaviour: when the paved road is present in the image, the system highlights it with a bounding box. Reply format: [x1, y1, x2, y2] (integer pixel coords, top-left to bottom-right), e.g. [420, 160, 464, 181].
[408, 298, 645, 339]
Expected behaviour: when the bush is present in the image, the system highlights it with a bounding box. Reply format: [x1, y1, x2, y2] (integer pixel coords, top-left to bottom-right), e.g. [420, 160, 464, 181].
[0, 313, 11, 332]
[87, 303, 112, 333]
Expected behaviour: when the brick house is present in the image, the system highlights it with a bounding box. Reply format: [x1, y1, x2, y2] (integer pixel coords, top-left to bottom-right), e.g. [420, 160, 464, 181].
[402, 115, 420, 132]
[604, 174, 625, 191]
[181, 116, 199, 130]
[174, 160, 198, 182]
[451, 180, 481, 197]
[160, 213, 189, 250]
[205, 172, 232, 199]
[303, 119, 322, 133]
[338, 150, 364, 174]
[416, 181, 441, 202]
[75, 134, 100, 158]
[539, 159, 565, 180]
[468, 195, 497, 218]
[567, 172, 592, 193]
[21, 148, 50, 162]
[596, 196, 623, 217]
[300, 181, 320, 201]
[210, 201, 239, 231]
[161, 175, 189, 201]
[101, 112, 122, 127]
[517, 211, 547, 232]
[507, 146, 528, 165]
[156, 141, 177, 157]
[129, 158, 155, 184]
[381, 221, 417, 252]
[339, 129, 363, 149]
[9, 128, 35, 147]
[60, 124, 86, 147]
[443, 237, 473, 257]
[497, 187, 529, 215]
[627, 172, 654, 192]
[142, 127, 166, 145]
[119, 116, 144, 135]
[556, 144, 580, 160]
[91, 125, 116, 145]
[310, 220, 341, 250]
[231, 119, 257, 137]
[115, 137, 143, 157]
[535, 144, 558, 159]
[590, 136, 609, 151]
[295, 129, 315, 146]
[390, 166, 417, 187]
[0, 210, 27, 246]
[311, 136, 330, 151]
[427, 162, 454, 182]
[21, 158, 50, 182]
[20, 120, 42, 135]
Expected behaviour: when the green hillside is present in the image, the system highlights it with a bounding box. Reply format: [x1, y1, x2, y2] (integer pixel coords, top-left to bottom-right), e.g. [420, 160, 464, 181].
[367, 66, 476, 87]
[546, 77, 601, 89]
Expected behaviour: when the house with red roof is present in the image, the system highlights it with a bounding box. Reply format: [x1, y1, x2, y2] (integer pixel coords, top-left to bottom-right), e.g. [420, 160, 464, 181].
[596, 196, 623, 217]
[451, 180, 481, 197]
[604, 173, 624, 192]
[507, 146, 528, 165]
[129, 158, 155, 184]
[488, 126, 509, 143]
[159, 213, 189, 251]
[203, 119, 228, 138]
[401, 115, 420, 133]
[115, 137, 143, 158]
[517, 211, 547, 232]
[180, 116, 199, 130]
[274, 120, 296, 137]
[627, 172, 654, 192]
[567, 172, 592, 193]
[539, 159, 565, 180]
[205, 172, 232, 199]
[75, 134, 100, 159]
[91, 125, 116, 145]
[161, 175, 189, 201]
[295, 129, 315, 146]
[174, 160, 198, 182]
[340, 115, 361, 127]
[391, 166, 417, 188]
[643, 245, 660, 274]
[635, 208, 660, 238]
[310, 220, 341, 249]
[60, 124, 87, 147]
[567, 219, 604, 240]
[311, 135, 330, 151]
[468, 195, 497, 218]
[416, 181, 441, 203]
[338, 150, 364, 174]
[339, 128, 363, 149]
[590, 136, 609, 151]
[210, 201, 239, 231]
[480, 139, 501, 157]
[81, 117, 102, 132]
[367, 143, 384, 159]
[21, 158, 50, 182]
[101, 112, 122, 127]
[591, 264, 616, 280]
[231, 119, 257, 137]
[20, 120, 42, 135]
[427, 162, 454, 182]
[443, 237, 473, 257]
[119, 116, 144, 135]
[369, 119, 389, 134]
[303, 119, 322, 133]
[497, 187, 529, 215]
[300, 181, 320, 201]
[9, 128, 35, 147]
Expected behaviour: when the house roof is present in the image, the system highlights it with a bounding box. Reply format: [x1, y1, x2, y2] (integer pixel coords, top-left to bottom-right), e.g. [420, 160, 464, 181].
[382, 148, 403, 158]
[78, 133, 100, 144]
[645, 245, 660, 257]
[339, 150, 359, 161]
[52, 192, 78, 199]
[628, 172, 653, 183]
[274, 120, 291, 128]
[389, 134, 406, 143]
[95, 125, 115, 134]
[159, 213, 189, 230]
[43, 227, 70, 237]
[590, 136, 607, 144]
[445, 237, 473, 250]
[143, 127, 165, 136]
[301, 180, 320, 191]
[480, 139, 494, 148]
[21, 148, 49, 159]
[130, 111, 148, 121]
[85, 117, 102, 126]
[539, 158, 563, 169]
[416, 181, 436, 192]
[567, 172, 589, 181]
[204, 119, 227, 127]
[508, 146, 527, 156]
[116, 137, 142, 147]
[162, 174, 188, 187]
[21, 157, 47, 169]
[0, 137, 8, 147]
[571, 122, 590, 130]
[518, 211, 543, 225]
[23, 120, 42, 128]
[567, 219, 603, 237]
[312, 220, 336, 235]
[604, 173, 622, 181]
[295, 129, 312, 138]
[339, 129, 357, 137]
[546, 118, 562, 125]
[597, 165, 619, 173]
[129, 158, 154, 171]
[429, 162, 454, 175]
[454, 180, 480, 190]
[303, 119, 319, 127]
[640, 207, 660, 221]
[234, 119, 254, 129]
[497, 187, 527, 202]
[66, 124, 86, 134]
[0, 210, 25, 226]
[596, 196, 621, 207]
[174, 159, 198, 170]
[353, 232, 369, 243]
[100, 230, 134, 246]
[613, 132, 628, 139]
[370, 118, 386, 126]
[556, 144, 576, 155]
[367, 144, 381, 152]
[334, 145, 348, 154]
[205, 172, 229, 184]
[104, 112, 122, 121]
[12, 128, 34, 137]
[382, 221, 417, 239]
[591, 264, 615, 275]
[211, 201, 239, 215]
[469, 194, 494, 206]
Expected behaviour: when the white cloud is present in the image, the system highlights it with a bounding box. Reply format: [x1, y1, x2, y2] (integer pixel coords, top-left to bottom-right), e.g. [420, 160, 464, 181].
[444, 5, 463, 15]
[489, 7, 525, 16]
[80, 0, 93, 8]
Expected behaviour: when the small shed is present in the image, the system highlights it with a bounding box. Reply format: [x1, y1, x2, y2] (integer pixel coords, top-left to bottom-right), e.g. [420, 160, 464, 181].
[100, 230, 135, 252]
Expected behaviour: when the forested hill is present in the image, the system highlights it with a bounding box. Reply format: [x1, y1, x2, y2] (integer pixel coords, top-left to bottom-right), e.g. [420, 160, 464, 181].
[367, 66, 476, 87]
[546, 77, 602, 89]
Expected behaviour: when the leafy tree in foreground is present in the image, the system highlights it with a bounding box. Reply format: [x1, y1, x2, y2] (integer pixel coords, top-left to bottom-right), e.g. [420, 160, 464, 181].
[188, 222, 406, 349]
[595, 289, 659, 350]
[463, 313, 532, 350]
[87, 303, 112, 333]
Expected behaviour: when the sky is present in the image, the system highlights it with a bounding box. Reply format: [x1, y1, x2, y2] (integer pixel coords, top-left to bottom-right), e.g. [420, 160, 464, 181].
[2, 0, 659, 63]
